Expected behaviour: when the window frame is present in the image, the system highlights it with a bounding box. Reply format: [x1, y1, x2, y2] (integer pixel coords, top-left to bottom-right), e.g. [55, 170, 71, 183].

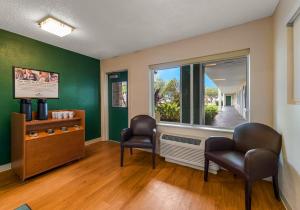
[150, 50, 250, 129]
[287, 6, 300, 104]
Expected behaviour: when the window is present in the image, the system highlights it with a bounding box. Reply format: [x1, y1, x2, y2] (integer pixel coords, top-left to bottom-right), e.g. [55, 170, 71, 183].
[152, 56, 249, 129]
[287, 8, 300, 104]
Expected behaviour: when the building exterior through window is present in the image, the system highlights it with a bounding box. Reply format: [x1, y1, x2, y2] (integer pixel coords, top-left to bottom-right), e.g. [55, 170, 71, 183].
[152, 56, 248, 129]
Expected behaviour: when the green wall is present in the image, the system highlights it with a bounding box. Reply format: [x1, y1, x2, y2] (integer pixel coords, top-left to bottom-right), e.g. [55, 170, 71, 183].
[0, 29, 101, 165]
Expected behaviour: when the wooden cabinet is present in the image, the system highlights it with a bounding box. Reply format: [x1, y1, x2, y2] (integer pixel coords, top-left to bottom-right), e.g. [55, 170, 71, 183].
[11, 110, 85, 180]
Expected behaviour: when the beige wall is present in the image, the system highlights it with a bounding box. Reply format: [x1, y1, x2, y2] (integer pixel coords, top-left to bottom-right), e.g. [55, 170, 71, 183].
[100, 3, 300, 208]
[101, 17, 273, 140]
[273, 0, 300, 209]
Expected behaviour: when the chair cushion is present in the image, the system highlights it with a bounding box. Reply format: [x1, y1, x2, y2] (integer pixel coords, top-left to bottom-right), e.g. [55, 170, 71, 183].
[131, 115, 156, 136]
[123, 136, 153, 148]
[206, 151, 246, 177]
[233, 123, 282, 155]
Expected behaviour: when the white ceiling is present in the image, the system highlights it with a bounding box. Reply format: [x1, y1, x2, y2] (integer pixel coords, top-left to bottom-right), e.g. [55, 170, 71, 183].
[0, 0, 279, 59]
[206, 57, 247, 94]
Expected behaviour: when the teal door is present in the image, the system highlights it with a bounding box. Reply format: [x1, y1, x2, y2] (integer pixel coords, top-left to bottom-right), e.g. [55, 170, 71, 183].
[226, 95, 232, 106]
[108, 71, 128, 141]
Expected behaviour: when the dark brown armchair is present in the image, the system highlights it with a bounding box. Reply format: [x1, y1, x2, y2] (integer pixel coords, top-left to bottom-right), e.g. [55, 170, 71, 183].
[120, 115, 157, 169]
[204, 123, 282, 210]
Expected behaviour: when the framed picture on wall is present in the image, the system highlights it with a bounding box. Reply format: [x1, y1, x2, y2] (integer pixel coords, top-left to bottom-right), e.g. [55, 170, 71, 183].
[13, 66, 60, 99]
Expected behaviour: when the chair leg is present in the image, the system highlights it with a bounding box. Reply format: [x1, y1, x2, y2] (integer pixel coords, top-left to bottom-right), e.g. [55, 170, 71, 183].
[120, 145, 124, 167]
[273, 173, 280, 200]
[130, 147, 133, 155]
[245, 180, 252, 210]
[204, 158, 209, 182]
[152, 148, 156, 169]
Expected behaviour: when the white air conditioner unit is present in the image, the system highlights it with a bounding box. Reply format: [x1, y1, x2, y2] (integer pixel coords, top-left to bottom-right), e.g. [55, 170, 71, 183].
[160, 133, 219, 174]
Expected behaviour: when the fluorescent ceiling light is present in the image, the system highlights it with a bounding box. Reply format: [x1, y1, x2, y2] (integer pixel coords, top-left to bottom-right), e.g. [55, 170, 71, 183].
[205, 63, 217, 67]
[214, 78, 226, 81]
[39, 17, 74, 37]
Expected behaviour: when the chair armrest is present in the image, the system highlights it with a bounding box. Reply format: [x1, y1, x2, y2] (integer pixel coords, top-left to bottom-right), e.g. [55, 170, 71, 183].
[121, 128, 132, 143]
[244, 148, 278, 181]
[205, 137, 235, 152]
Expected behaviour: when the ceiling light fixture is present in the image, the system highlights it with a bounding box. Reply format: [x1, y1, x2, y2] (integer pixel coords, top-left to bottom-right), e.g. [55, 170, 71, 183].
[39, 17, 74, 37]
[214, 78, 226, 81]
[205, 63, 217, 67]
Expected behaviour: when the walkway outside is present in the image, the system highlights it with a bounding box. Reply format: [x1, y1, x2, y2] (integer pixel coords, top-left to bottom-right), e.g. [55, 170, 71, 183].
[212, 106, 247, 129]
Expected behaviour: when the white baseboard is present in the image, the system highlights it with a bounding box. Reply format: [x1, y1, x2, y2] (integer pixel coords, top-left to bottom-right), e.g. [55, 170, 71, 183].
[107, 139, 121, 144]
[0, 163, 11, 173]
[280, 190, 292, 210]
[85, 137, 103, 145]
[263, 177, 272, 182]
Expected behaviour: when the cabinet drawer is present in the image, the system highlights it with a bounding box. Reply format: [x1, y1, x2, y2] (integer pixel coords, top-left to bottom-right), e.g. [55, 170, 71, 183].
[25, 130, 84, 178]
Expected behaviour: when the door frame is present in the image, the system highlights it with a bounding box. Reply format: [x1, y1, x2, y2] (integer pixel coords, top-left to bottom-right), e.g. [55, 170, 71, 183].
[225, 95, 232, 106]
[104, 70, 129, 142]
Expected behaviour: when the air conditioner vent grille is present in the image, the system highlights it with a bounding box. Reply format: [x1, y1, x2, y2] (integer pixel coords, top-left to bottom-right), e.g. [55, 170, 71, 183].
[160, 133, 219, 174]
[161, 134, 201, 145]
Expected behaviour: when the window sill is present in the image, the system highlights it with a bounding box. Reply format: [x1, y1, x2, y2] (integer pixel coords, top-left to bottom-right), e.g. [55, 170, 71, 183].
[157, 122, 234, 133]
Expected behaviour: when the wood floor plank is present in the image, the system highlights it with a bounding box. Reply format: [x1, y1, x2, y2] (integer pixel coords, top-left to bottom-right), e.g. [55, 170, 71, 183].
[0, 141, 285, 210]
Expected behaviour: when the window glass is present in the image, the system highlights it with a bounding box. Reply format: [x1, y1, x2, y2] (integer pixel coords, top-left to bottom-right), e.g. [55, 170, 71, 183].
[204, 58, 248, 128]
[112, 81, 127, 107]
[152, 57, 249, 129]
[154, 67, 180, 122]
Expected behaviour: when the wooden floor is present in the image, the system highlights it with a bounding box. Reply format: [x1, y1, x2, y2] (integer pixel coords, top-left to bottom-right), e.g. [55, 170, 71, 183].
[0, 141, 284, 210]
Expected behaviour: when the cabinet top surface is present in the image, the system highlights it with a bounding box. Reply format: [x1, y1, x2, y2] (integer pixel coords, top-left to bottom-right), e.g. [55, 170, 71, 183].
[26, 117, 81, 126]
